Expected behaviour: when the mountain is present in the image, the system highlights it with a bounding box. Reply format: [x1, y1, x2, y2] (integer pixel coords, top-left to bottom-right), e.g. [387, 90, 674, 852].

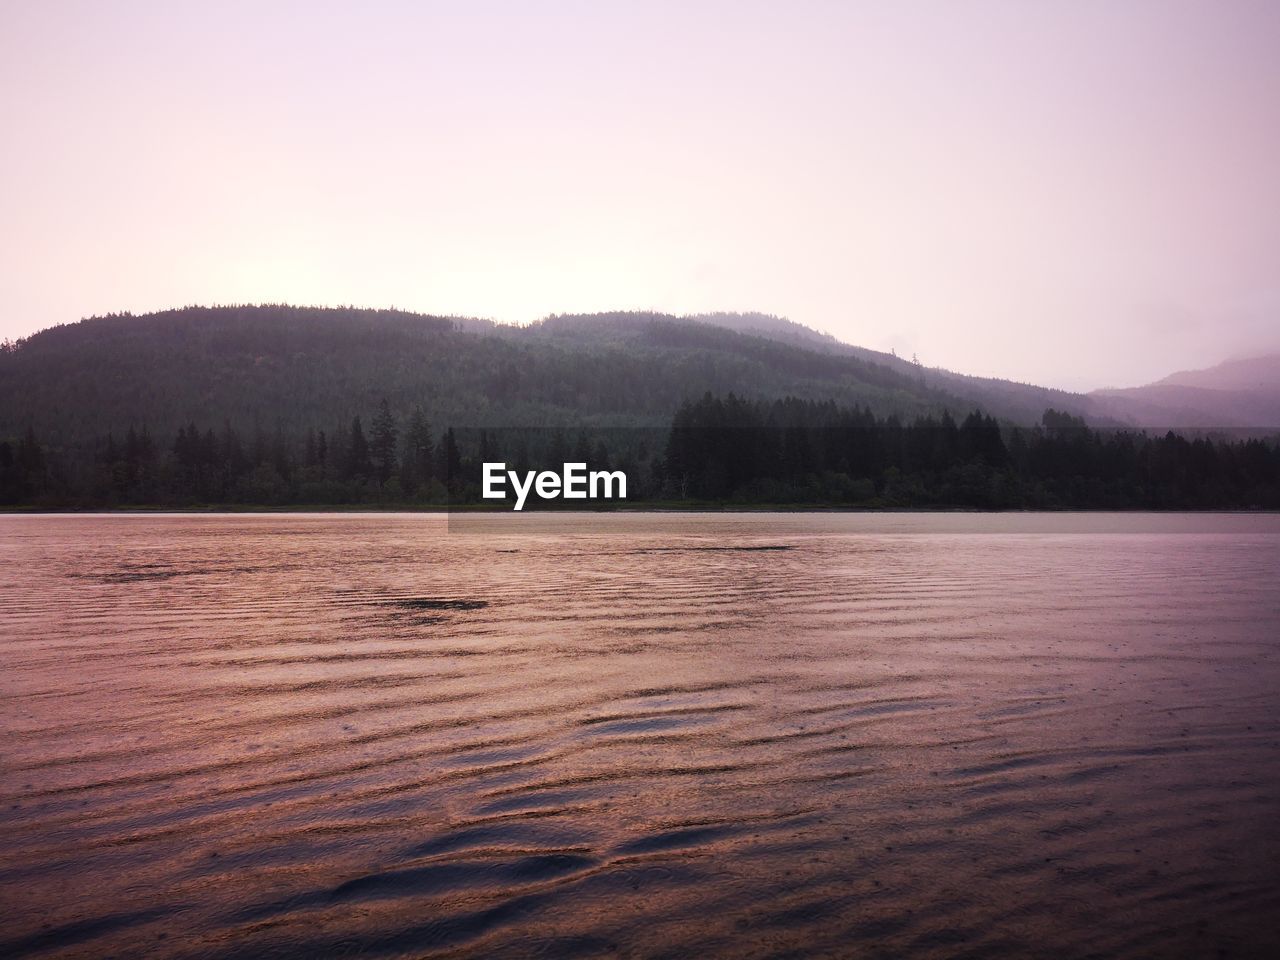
[689, 312, 1107, 424]
[693, 312, 1280, 431]
[0, 305, 1106, 455]
[1088, 354, 1280, 430]
[1158, 354, 1280, 392]
[4, 306, 1277, 510]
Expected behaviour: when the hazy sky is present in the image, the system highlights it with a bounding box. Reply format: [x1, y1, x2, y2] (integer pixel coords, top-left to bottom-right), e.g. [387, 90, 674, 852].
[2, 1, 1278, 390]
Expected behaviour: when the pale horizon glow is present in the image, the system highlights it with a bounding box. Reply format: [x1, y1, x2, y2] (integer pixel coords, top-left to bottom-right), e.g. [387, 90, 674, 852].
[2, 0, 1278, 392]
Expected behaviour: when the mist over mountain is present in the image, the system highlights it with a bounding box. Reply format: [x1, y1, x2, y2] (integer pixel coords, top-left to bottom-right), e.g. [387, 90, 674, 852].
[1157, 354, 1280, 392]
[1088, 354, 1280, 430]
[691, 312, 1113, 423]
[694, 312, 1280, 432]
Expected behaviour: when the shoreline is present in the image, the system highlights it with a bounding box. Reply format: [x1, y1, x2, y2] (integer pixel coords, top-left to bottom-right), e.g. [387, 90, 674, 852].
[3, 504, 1278, 515]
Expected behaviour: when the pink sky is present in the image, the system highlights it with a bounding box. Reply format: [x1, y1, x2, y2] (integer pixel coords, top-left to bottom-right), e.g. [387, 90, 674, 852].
[2, 0, 1277, 390]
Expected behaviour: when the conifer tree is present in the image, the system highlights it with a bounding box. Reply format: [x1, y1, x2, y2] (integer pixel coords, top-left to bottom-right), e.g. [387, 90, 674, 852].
[401, 407, 434, 495]
[441, 428, 462, 494]
[347, 416, 372, 481]
[370, 399, 398, 485]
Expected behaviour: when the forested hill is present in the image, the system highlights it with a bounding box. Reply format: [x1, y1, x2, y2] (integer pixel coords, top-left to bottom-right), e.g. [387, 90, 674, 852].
[689, 311, 1113, 425]
[0, 305, 1097, 452]
[1088, 354, 1280, 429]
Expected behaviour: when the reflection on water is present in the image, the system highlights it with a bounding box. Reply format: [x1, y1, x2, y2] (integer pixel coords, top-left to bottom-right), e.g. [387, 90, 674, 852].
[2, 513, 1279, 958]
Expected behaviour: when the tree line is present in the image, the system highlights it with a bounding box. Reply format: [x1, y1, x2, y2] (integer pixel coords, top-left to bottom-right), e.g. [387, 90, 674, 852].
[3, 393, 1278, 509]
[2, 401, 451, 507]
[659, 394, 1280, 509]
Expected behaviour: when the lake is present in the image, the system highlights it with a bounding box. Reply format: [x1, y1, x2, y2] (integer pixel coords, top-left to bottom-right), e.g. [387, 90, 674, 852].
[2, 513, 1279, 958]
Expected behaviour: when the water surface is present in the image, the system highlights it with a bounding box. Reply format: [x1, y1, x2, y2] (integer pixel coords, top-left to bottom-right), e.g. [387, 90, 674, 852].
[2, 513, 1279, 958]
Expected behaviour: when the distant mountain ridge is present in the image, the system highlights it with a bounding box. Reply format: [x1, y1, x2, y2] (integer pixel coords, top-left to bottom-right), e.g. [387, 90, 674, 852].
[1088, 353, 1280, 430]
[0, 305, 1102, 453]
[689, 312, 1108, 423]
[690, 312, 1280, 431]
[2, 305, 1276, 456]
[1156, 354, 1280, 392]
